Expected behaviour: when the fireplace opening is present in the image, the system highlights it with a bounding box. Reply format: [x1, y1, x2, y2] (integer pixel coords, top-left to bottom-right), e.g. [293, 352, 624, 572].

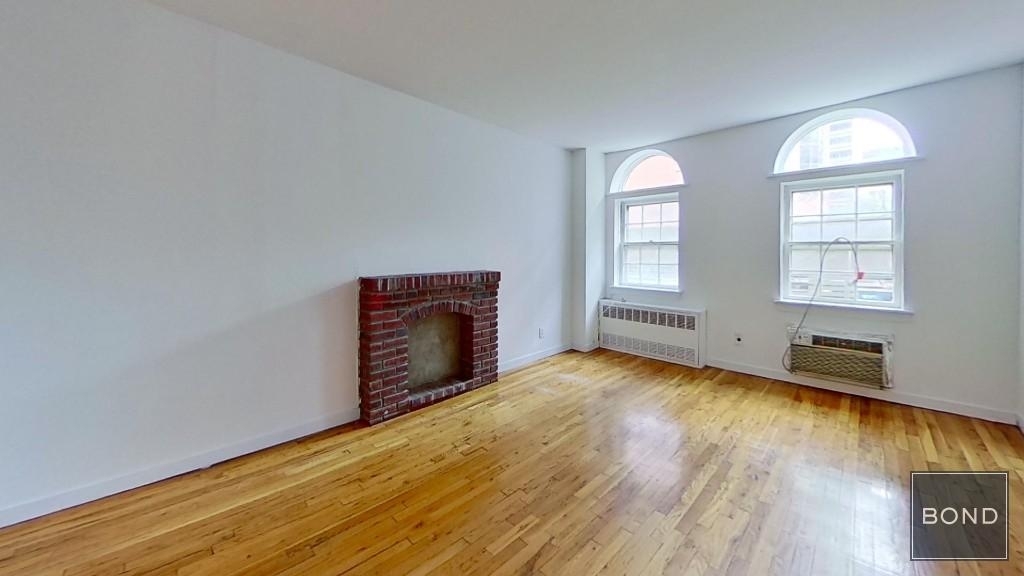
[406, 312, 469, 390]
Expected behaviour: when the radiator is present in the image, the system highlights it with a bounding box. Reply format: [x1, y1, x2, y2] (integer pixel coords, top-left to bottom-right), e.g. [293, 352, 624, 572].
[787, 326, 893, 389]
[599, 300, 706, 368]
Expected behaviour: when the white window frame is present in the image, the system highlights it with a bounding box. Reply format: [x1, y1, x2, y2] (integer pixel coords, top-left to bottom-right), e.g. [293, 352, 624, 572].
[610, 188, 682, 291]
[779, 170, 905, 310]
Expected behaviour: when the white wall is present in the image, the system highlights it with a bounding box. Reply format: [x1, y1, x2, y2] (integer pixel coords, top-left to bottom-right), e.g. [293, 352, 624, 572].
[606, 66, 1023, 423]
[0, 0, 571, 526]
[1020, 67, 1024, 431]
[570, 148, 606, 351]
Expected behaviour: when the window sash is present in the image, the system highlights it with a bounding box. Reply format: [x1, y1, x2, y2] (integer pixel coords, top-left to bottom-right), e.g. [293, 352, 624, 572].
[616, 195, 679, 289]
[780, 170, 903, 309]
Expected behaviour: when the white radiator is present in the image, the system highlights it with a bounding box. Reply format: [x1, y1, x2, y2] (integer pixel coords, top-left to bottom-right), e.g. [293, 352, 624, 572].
[599, 299, 706, 368]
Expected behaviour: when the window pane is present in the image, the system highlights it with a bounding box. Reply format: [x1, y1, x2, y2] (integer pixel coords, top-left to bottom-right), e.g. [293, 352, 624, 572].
[659, 245, 678, 265]
[625, 224, 641, 242]
[660, 222, 679, 242]
[857, 185, 893, 213]
[822, 246, 856, 273]
[856, 277, 895, 303]
[622, 264, 640, 285]
[640, 245, 658, 264]
[791, 216, 821, 242]
[659, 265, 678, 286]
[622, 155, 684, 191]
[859, 247, 893, 274]
[627, 205, 643, 224]
[819, 272, 855, 301]
[640, 265, 659, 285]
[661, 202, 679, 222]
[623, 246, 641, 264]
[791, 191, 820, 216]
[821, 215, 855, 240]
[822, 187, 856, 215]
[780, 115, 914, 172]
[642, 204, 661, 223]
[789, 245, 820, 271]
[641, 223, 660, 242]
[858, 216, 893, 241]
[788, 272, 818, 299]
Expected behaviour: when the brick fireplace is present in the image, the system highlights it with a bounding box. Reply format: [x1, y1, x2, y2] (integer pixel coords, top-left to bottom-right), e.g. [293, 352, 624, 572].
[358, 271, 500, 424]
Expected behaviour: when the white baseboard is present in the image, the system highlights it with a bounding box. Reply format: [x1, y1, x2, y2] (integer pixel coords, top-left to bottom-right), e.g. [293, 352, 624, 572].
[707, 358, 1017, 425]
[571, 343, 599, 353]
[0, 407, 360, 530]
[1017, 414, 1024, 437]
[499, 344, 572, 374]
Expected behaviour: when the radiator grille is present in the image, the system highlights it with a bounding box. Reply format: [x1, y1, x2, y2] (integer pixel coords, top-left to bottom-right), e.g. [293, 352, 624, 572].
[790, 345, 886, 388]
[600, 333, 697, 365]
[601, 304, 696, 330]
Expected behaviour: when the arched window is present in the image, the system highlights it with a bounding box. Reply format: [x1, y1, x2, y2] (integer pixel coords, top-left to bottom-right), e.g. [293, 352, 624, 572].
[776, 109, 913, 311]
[608, 150, 684, 290]
[774, 108, 916, 174]
[612, 150, 684, 193]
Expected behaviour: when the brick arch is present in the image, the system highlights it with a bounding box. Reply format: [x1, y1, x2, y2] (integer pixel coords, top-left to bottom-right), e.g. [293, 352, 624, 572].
[401, 300, 479, 325]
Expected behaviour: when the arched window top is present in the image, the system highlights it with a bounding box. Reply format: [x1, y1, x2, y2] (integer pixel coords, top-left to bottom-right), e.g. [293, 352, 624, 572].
[774, 108, 916, 174]
[611, 150, 684, 193]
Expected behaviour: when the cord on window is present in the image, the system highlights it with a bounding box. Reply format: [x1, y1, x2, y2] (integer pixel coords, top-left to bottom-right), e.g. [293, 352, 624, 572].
[781, 237, 862, 372]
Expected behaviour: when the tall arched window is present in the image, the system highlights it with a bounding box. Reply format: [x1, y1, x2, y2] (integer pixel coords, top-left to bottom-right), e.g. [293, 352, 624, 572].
[776, 109, 915, 310]
[609, 150, 684, 290]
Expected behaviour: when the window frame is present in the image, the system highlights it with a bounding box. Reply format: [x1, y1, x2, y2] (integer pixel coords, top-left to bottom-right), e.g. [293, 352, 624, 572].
[779, 169, 905, 310]
[773, 108, 917, 175]
[613, 191, 681, 291]
[607, 149, 685, 294]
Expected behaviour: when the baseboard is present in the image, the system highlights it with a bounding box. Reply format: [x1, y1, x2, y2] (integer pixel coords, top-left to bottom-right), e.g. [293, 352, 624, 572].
[707, 358, 1017, 425]
[0, 407, 360, 530]
[1017, 414, 1024, 437]
[571, 343, 599, 353]
[499, 344, 572, 374]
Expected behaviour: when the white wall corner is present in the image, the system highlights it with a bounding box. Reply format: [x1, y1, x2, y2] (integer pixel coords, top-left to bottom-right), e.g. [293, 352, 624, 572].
[1019, 63, 1024, 428]
[570, 147, 607, 353]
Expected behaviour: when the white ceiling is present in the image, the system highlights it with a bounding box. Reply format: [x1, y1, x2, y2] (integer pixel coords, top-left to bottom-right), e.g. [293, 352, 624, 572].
[149, 0, 1024, 151]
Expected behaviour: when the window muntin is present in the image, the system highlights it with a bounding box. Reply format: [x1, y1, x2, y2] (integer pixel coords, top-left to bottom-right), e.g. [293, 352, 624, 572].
[609, 150, 684, 291]
[781, 171, 903, 309]
[775, 109, 916, 174]
[620, 199, 679, 288]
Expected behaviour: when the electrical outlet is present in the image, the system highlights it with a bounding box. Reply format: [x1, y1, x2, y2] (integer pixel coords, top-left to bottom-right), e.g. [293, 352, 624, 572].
[538, 328, 545, 339]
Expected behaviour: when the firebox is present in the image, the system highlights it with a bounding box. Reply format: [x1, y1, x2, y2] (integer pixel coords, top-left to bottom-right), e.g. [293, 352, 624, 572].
[358, 271, 500, 424]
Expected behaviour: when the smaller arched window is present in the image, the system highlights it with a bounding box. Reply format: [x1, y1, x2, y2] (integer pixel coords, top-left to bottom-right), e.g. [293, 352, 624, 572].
[608, 150, 684, 291]
[611, 150, 684, 193]
[774, 108, 916, 174]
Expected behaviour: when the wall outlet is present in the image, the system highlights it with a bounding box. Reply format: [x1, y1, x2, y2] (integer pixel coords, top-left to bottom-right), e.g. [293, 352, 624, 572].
[538, 328, 545, 339]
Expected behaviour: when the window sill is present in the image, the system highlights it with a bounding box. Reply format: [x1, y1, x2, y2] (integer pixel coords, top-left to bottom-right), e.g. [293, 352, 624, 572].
[775, 299, 913, 316]
[610, 284, 682, 295]
[767, 156, 922, 180]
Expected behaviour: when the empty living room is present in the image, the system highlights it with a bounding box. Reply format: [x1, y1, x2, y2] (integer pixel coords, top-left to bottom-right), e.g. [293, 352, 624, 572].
[3, 1, 1024, 574]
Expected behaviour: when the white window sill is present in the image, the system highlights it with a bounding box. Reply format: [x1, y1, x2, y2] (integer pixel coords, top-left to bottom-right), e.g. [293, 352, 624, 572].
[775, 299, 913, 316]
[610, 284, 682, 295]
[767, 156, 923, 180]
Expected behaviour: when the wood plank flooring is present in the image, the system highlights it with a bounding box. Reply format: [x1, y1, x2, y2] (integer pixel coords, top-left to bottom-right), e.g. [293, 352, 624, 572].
[2, 349, 1023, 575]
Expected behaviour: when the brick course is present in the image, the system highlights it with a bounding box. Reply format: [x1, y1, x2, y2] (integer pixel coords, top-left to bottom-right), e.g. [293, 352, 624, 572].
[358, 271, 500, 424]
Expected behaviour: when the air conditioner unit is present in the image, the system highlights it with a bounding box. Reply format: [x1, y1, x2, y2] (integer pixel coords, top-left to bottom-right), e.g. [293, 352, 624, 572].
[787, 326, 893, 389]
[599, 299, 706, 368]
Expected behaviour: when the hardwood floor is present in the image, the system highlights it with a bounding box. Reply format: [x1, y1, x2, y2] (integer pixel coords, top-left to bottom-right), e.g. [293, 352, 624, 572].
[2, 349, 1023, 575]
